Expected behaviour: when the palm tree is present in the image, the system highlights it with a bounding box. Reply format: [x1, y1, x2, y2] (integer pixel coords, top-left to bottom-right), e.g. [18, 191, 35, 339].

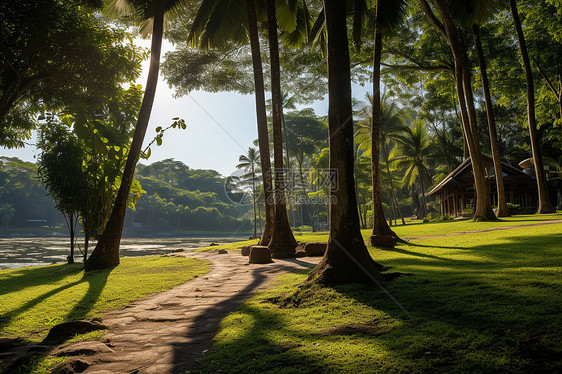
[307, 0, 385, 285]
[419, 0, 496, 221]
[245, 0, 276, 245]
[188, 0, 308, 250]
[189, 0, 276, 245]
[393, 121, 433, 218]
[236, 147, 261, 238]
[0, 203, 15, 228]
[368, 0, 408, 245]
[510, 0, 556, 214]
[85, 0, 184, 270]
[356, 93, 408, 226]
[264, 0, 303, 258]
[436, 0, 509, 217]
[472, 23, 510, 217]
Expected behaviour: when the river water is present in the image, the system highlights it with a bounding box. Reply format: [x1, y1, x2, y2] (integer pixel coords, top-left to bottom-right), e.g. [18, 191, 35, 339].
[0, 237, 244, 270]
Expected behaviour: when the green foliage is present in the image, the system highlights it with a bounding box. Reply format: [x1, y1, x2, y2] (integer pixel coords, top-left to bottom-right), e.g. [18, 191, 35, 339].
[0, 0, 143, 148]
[0, 256, 208, 341]
[507, 202, 521, 214]
[37, 124, 86, 219]
[0, 157, 64, 228]
[40, 85, 146, 244]
[423, 211, 453, 223]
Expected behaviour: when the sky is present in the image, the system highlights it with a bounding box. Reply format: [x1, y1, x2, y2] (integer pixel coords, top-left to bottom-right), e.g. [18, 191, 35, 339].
[1, 38, 372, 177]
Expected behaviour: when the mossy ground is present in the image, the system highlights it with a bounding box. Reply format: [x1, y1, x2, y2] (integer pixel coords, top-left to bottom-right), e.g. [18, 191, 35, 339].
[196, 215, 562, 373]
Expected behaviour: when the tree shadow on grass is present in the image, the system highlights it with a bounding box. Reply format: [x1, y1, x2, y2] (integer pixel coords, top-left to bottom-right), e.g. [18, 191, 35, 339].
[0, 268, 112, 373]
[0, 268, 111, 339]
[64, 269, 111, 321]
[0, 263, 83, 296]
[173, 267, 330, 374]
[193, 232, 562, 373]
[339, 232, 562, 371]
[171, 262, 329, 374]
[382, 245, 455, 260]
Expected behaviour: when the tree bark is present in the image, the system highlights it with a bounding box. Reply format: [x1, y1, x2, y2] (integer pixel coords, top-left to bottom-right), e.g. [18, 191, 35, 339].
[266, 0, 297, 258]
[426, 0, 496, 221]
[68, 213, 75, 264]
[371, 31, 399, 244]
[84, 234, 89, 264]
[251, 163, 257, 237]
[245, 0, 275, 245]
[307, 0, 385, 285]
[412, 185, 422, 219]
[84, 0, 166, 270]
[510, 0, 555, 214]
[383, 141, 406, 225]
[472, 24, 510, 217]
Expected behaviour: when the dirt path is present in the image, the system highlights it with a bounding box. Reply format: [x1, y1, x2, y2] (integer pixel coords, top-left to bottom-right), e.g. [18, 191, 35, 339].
[403, 219, 562, 241]
[59, 251, 320, 374]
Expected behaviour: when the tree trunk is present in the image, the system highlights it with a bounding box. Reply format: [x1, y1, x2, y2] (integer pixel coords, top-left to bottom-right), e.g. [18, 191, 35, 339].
[251, 164, 257, 237]
[370, 31, 399, 244]
[412, 185, 422, 219]
[472, 24, 510, 217]
[459, 36, 497, 221]
[246, 0, 275, 246]
[307, 0, 385, 286]
[384, 141, 406, 225]
[84, 1, 166, 271]
[84, 234, 89, 264]
[68, 213, 75, 264]
[510, 0, 555, 214]
[427, 0, 496, 221]
[266, 0, 297, 258]
[299, 159, 316, 232]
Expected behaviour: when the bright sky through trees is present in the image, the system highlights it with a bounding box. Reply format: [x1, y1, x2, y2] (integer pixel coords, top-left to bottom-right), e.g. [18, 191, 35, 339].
[1, 38, 371, 176]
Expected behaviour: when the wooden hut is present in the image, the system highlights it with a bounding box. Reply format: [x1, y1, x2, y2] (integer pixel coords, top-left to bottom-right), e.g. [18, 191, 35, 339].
[427, 155, 537, 217]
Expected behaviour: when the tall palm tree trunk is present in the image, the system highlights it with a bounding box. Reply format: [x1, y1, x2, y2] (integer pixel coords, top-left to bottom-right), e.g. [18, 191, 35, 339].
[266, 0, 297, 258]
[472, 24, 510, 217]
[245, 0, 275, 244]
[383, 141, 405, 225]
[371, 30, 399, 246]
[423, 0, 496, 221]
[85, 1, 165, 270]
[510, 0, 555, 214]
[307, 0, 385, 286]
[251, 164, 257, 237]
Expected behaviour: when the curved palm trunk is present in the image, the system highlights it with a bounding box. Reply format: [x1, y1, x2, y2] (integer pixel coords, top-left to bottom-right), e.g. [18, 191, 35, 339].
[266, 0, 297, 258]
[85, 1, 165, 270]
[510, 0, 555, 214]
[307, 0, 385, 285]
[426, 0, 496, 221]
[245, 0, 274, 244]
[371, 31, 399, 246]
[472, 24, 510, 217]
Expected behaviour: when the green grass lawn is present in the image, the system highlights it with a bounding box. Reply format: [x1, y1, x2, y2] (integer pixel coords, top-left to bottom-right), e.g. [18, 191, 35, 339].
[198, 212, 562, 252]
[0, 256, 208, 342]
[196, 220, 562, 373]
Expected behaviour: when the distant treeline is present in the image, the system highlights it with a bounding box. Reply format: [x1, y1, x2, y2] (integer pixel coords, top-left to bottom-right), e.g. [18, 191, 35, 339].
[0, 157, 252, 234]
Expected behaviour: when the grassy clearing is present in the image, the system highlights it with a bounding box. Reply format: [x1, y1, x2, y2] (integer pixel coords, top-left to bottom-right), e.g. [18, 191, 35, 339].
[392, 212, 562, 238]
[197, 222, 562, 373]
[196, 212, 562, 252]
[0, 256, 208, 342]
